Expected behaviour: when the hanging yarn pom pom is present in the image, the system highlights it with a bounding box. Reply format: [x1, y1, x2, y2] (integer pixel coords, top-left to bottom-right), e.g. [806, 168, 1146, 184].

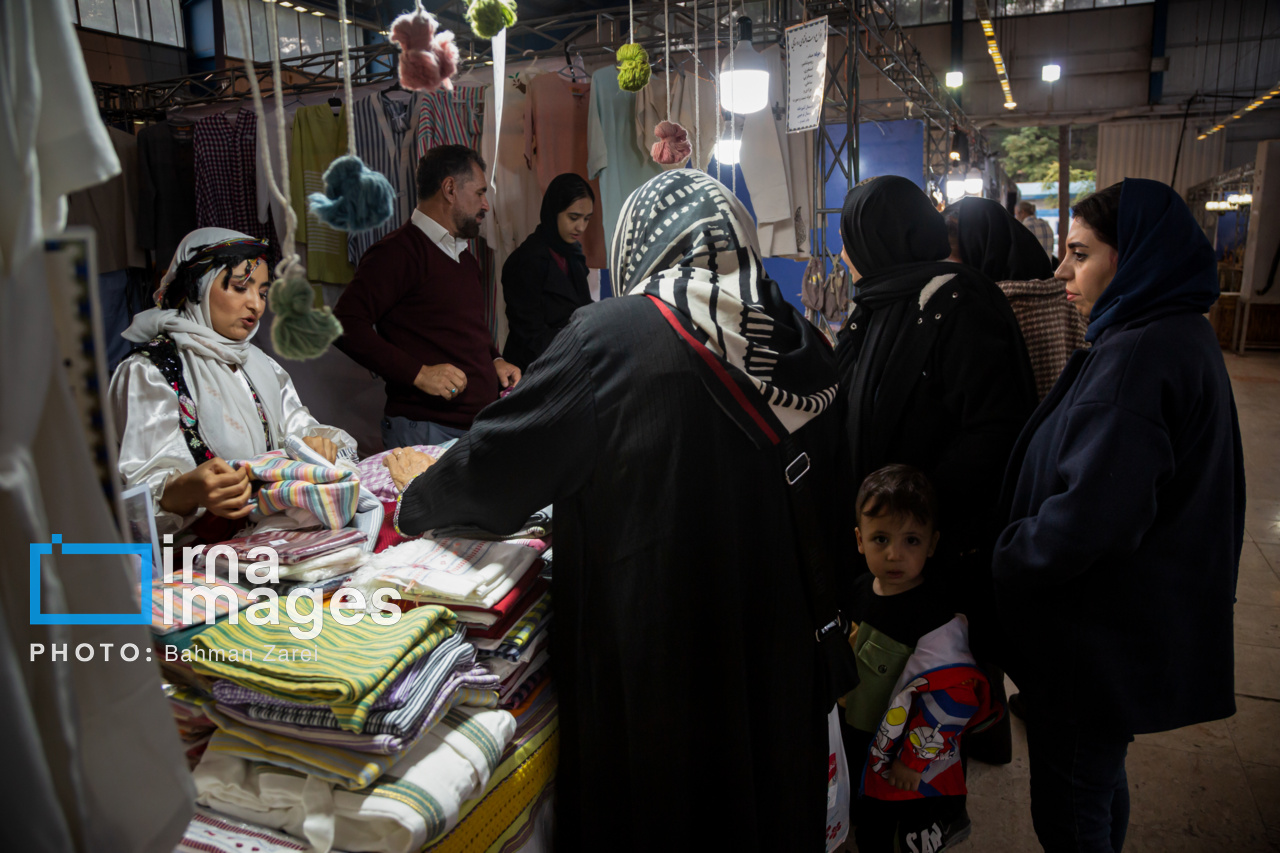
[617, 43, 652, 92]
[390, 7, 459, 93]
[651, 121, 692, 165]
[308, 154, 397, 233]
[270, 266, 344, 361]
[465, 0, 517, 40]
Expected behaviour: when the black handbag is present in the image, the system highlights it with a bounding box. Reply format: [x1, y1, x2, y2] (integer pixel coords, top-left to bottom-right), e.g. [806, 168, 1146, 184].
[778, 433, 860, 709]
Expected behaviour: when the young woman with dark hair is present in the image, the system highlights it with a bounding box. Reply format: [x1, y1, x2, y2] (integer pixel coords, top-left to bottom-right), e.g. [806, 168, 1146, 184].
[993, 180, 1244, 851]
[501, 173, 596, 371]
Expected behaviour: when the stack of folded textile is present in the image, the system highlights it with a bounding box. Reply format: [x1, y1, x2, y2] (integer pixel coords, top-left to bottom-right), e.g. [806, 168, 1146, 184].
[201, 527, 370, 596]
[194, 704, 517, 853]
[165, 684, 217, 767]
[363, 532, 553, 712]
[186, 595, 517, 852]
[422, 683, 559, 853]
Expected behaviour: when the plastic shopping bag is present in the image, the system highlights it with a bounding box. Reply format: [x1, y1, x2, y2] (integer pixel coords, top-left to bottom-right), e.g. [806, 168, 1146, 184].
[826, 706, 851, 852]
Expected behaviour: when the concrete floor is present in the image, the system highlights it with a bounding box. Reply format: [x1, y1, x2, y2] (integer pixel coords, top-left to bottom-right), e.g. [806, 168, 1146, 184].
[846, 351, 1280, 852]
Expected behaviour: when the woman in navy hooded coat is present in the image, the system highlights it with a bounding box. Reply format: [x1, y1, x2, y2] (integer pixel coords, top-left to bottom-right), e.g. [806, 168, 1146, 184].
[992, 179, 1245, 853]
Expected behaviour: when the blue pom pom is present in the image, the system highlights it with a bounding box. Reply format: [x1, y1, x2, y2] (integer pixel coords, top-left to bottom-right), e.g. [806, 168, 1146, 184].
[307, 155, 397, 233]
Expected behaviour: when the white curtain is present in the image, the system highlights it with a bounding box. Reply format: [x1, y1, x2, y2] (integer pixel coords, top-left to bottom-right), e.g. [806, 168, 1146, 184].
[1097, 119, 1226, 198]
[0, 1, 195, 849]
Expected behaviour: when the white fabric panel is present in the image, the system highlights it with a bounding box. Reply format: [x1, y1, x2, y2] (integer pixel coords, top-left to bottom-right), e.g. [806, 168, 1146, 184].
[0, 2, 196, 851]
[1097, 119, 1225, 198]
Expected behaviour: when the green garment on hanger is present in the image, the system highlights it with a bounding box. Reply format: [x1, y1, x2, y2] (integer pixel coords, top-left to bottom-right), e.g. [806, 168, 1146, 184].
[291, 104, 355, 285]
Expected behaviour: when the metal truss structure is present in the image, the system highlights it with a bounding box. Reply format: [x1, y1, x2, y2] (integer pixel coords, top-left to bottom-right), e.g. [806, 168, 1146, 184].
[93, 1, 1001, 287]
[93, 43, 400, 124]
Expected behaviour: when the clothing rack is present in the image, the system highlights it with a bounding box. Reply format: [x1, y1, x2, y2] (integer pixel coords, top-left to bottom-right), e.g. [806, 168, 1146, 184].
[94, 43, 401, 123]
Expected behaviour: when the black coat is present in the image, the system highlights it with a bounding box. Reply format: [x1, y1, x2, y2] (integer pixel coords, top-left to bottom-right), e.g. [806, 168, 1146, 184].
[992, 309, 1245, 735]
[398, 296, 843, 851]
[837, 272, 1038, 598]
[500, 231, 591, 371]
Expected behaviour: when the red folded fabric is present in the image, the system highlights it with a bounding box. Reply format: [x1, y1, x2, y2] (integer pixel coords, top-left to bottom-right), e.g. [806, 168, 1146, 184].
[461, 575, 550, 640]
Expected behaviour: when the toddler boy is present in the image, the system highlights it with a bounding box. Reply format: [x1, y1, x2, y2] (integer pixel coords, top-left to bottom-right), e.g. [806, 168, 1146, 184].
[840, 464, 1001, 851]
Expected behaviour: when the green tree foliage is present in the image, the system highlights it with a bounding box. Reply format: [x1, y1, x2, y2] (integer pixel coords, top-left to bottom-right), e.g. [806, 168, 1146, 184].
[998, 126, 1097, 202]
[1000, 126, 1057, 182]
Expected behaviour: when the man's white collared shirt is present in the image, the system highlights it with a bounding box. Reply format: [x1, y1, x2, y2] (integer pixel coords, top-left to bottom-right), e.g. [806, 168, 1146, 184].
[412, 208, 466, 263]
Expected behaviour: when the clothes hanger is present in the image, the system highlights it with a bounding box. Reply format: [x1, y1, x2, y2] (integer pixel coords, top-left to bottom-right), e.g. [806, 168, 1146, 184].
[328, 83, 343, 115]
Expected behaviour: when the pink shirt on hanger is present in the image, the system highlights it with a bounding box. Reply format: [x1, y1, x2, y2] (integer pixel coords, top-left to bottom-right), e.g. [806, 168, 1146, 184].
[523, 73, 607, 269]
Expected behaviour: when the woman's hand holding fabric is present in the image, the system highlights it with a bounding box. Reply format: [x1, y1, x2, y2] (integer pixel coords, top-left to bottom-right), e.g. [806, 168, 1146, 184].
[414, 363, 468, 401]
[160, 458, 254, 519]
[383, 448, 436, 492]
[302, 434, 339, 464]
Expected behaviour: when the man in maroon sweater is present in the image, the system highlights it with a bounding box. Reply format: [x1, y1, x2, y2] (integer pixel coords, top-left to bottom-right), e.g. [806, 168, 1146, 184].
[335, 145, 521, 449]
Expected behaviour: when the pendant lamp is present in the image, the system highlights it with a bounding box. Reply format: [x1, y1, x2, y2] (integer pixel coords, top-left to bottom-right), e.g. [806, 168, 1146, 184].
[719, 16, 769, 114]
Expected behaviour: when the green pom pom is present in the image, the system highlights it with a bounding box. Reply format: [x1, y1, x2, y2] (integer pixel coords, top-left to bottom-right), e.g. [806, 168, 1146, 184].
[617, 43, 651, 92]
[466, 0, 516, 40]
[269, 268, 343, 361]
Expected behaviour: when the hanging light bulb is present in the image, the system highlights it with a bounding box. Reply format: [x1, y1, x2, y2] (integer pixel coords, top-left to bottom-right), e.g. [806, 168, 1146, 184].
[945, 180, 966, 202]
[720, 16, 770, 114]
[714, 137, 743, 166]
[965, 169, 984, 196]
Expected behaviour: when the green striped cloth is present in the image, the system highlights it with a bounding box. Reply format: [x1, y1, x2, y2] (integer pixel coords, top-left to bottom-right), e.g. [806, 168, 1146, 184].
[190, 597, 455, 732]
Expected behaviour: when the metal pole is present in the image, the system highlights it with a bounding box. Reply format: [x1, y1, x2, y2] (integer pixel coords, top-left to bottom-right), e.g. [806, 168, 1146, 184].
[1058, 124, 1070, 261]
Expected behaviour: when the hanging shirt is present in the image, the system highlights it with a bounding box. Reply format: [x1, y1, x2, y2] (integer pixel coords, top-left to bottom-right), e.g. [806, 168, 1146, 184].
[348, 91, 422, 266]
[523, 73, 606, 269]
[481, 71, 545, 347]
[138, 119, 198, 272]
[742, 45, 814, 259]
[587, 68, 662, 271]
[66, 126, 146, 272]
[290, 104, 355, 285]
[416, 86, 500, 342]
[194, 110, 274, 250]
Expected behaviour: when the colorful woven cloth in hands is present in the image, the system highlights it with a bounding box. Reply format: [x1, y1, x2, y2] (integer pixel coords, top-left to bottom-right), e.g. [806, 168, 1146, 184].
[232, 449, 360, 529]
[189, 596, 456, 731]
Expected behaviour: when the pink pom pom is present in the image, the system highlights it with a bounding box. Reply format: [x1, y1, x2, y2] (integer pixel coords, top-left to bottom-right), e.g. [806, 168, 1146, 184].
[651, 121, 693, 165]
[390, 9, 459, 93]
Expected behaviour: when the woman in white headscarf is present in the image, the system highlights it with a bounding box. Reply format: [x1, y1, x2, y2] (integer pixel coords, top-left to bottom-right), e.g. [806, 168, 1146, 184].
[109, 228, 356, 537]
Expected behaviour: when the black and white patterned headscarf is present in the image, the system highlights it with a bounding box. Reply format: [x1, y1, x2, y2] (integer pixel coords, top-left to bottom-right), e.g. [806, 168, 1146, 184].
[613, 169, 838, 440]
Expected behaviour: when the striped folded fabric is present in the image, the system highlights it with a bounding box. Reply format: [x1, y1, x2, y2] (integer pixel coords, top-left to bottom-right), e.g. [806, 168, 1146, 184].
[192, 705, 517, 852]
[480, 592, 552, 663]
[190, 596, 456, 732]
[423, 690, 559, 853]
[215, 631, 500, 738]
[211, 670, 500, 760]
[151, 581, 255, 634]
[231, 450, 360, 529]
[212, 631, 462, 713]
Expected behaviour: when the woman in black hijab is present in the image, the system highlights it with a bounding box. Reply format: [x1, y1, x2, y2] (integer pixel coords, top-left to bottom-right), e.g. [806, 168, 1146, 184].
[839, 177, 1035, 567]
[501, 173, 595, 371]
[837, 179, 1036, 758]
[945, 196, 1084, 400]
